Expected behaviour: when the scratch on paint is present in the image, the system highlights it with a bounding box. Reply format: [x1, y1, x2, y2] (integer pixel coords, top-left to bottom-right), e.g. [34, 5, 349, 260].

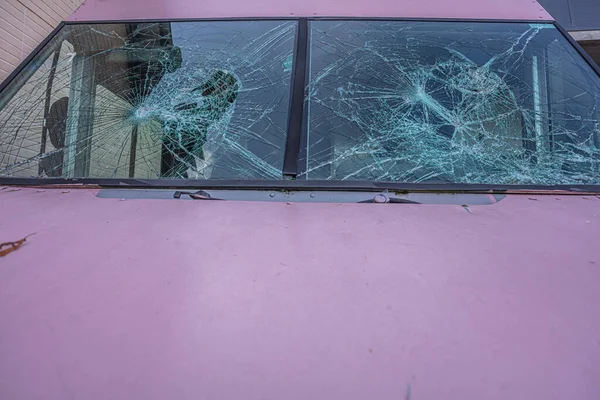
[462, 204, 473, 214]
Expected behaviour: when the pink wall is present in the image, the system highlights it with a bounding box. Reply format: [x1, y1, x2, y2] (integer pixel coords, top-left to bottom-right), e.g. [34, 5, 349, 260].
[68, 0, 553, 21]
[0, 188, 599, 399]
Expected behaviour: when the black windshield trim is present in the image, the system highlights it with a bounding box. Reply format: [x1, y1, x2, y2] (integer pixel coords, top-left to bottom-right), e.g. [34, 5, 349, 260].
[2, 177, 600, 194]
[63, 17, 555, 24]
[282, 18, 308, 176]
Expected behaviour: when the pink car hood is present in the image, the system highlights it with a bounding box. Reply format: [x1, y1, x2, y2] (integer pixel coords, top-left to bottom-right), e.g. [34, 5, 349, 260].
[0, 188, 599, 399]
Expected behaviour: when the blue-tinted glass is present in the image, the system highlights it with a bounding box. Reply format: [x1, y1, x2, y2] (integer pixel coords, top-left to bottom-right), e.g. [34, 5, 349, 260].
[0, 21, 296, 180]
[303, 21, 600, 184]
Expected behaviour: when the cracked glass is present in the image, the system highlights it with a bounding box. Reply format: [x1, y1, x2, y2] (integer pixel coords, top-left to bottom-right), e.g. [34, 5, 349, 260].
[2, 20, 600, 186]
[0, 21, 296, 180]
[302, 21, 600, 184]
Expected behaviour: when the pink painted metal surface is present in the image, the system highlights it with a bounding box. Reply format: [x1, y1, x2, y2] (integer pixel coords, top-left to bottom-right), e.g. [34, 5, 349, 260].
[0, 188, 599, 399]
[68, 0, 553, 21]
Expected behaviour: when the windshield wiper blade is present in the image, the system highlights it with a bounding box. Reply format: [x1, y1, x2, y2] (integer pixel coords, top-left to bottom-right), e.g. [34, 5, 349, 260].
[358, 193, 420, 204]
[173, 190, 223, 200]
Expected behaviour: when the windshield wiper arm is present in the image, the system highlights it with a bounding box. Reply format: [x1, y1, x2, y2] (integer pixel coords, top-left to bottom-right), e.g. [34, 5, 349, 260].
[173, 190, 223, 200]
[358, 193, 420, 204]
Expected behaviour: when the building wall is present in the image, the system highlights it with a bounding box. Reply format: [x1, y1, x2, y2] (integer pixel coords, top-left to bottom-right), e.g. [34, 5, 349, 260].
[0, 0, 84, 83]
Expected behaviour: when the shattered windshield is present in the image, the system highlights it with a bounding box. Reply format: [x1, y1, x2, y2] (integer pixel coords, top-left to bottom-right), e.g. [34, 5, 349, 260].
[303, 21, 600, 184]
[0, 21, 296, 179]
[1, 20, 600, 186]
